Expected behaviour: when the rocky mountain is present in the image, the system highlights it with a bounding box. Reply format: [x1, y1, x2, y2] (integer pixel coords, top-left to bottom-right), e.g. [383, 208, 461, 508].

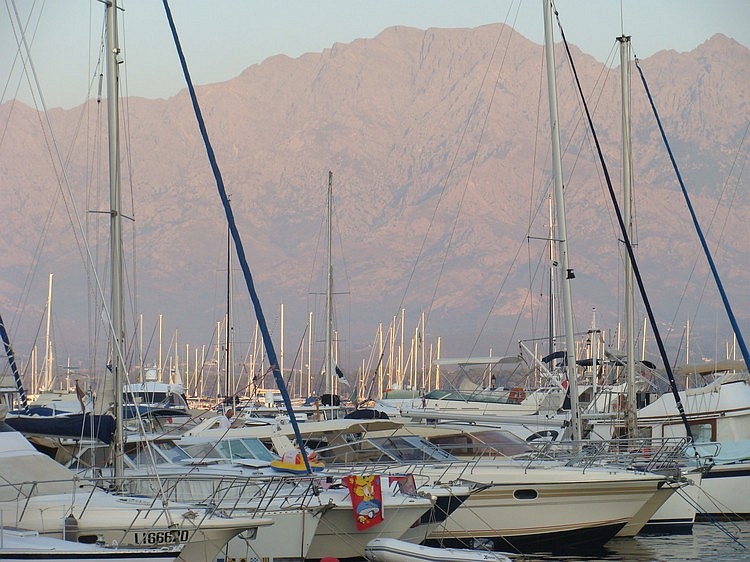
[1, 24, 748, 388]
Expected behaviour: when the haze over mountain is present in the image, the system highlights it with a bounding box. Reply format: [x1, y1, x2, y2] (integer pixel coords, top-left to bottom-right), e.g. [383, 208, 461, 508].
[1, 24, 748, 391]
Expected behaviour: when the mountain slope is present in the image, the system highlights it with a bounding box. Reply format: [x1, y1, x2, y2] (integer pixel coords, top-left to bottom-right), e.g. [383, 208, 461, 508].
[1, 25, 747, 380]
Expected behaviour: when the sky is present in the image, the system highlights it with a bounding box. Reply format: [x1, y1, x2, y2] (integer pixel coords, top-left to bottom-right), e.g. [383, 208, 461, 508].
[1, 0, 749, 110]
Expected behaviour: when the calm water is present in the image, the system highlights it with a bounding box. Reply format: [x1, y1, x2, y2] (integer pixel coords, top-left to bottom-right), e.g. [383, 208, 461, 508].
[517, 521, 750, 562]
[348, 521, 750, 561]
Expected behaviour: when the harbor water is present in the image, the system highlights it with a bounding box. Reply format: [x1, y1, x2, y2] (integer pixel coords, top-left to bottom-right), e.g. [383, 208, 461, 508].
[517, 520, 750, 561]
[344, 521, 750, 562]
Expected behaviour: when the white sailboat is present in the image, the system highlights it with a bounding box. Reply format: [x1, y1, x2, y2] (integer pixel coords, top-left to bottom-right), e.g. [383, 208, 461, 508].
[317, 170, 349, 416]
[1, 1, 281, 560]
[0, 527, 180, 562]
[0, 404, 273, 562]
[584, 34, 750, 525]
[375, 0, 582, 440]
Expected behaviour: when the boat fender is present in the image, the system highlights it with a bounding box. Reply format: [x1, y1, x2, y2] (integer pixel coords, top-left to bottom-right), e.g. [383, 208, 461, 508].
[64, 513, 78, 542]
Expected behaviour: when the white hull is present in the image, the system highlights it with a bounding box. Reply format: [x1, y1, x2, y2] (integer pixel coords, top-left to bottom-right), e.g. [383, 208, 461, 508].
[0, 527, 180, 562]
[306, 494, 434, 560]
[365, 537, 511, 562]
[643, 463, 750, 528]
[690, 463, 750, 517]
[0, 431, 273, 562]
[119, 469, 322, 561]
[425, 466, 669, 551]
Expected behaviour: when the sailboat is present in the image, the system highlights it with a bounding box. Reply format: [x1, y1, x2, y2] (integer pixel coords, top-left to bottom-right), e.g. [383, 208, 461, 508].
[0, 403, 275, 559]
[206, 171, 352, 423]
[375, 0, 583, 439]
[0, 526, 182, 562]
[583, 32, 750, 523]
[319, 170, 351, 414]
[0, 1, 283, 560]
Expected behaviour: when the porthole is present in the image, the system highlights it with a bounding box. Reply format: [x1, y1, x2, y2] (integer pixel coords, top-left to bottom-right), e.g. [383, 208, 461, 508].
[513, 489, 538, 500]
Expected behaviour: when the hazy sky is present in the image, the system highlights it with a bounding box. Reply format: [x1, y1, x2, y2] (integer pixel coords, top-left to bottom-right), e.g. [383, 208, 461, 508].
[2, 0, 748, 110]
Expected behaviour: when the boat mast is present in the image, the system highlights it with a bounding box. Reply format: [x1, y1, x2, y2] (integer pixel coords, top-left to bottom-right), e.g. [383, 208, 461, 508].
[543, 0, 581, 440]
[547, 196, 556, 366]
[619, 35, 639, 438]
[106, 0, 125, 479]
[324, 171, 335, 396]
[43, 273, 53, 391]
[225, 205, 233, 404]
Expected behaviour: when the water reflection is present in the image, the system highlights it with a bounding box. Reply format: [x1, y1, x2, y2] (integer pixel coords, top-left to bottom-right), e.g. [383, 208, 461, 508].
[518, 521, 749, 561]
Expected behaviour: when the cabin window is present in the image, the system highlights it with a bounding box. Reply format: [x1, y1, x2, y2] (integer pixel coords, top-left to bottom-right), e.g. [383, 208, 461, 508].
[514, 489, 538, 500]
[182, 443, 223, 460]
[428, 435, 471, 456]
[690, 422, 714, 443]
[153, 441, 190, 463]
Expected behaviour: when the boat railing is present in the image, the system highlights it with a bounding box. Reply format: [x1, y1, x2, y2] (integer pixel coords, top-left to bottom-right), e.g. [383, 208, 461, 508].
[309, 430, 693, 480]
[0, 474, 101, 508]
[87, 471, 326, 515]
[0, 474, 230, 547]
[543, 436, 690, 474]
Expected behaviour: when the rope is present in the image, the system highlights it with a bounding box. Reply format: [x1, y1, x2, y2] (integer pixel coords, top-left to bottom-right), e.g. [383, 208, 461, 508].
[162, 0, 312, 474]
[551, 4, 693, 441]
[0, 311, 30, 414]
[633, 58, 750, 374]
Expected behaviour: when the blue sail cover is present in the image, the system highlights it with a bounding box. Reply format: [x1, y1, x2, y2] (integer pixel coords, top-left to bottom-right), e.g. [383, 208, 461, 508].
[5, 412, 115, 444]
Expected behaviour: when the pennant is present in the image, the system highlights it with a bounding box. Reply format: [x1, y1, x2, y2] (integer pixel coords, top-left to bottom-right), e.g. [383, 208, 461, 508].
[335, 364, 350, 386]
[388, 474, 417, 496]
[343, 475, 383, 531]
[75, 380, 86, 413]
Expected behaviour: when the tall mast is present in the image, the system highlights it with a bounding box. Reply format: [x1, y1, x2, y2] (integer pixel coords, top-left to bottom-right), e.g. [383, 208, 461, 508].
[43, 273, 53, 391]
[158, 313, 162, 379]
[106, 0, 125, 479]
[619, 35, 638, 438]
[225, 208, 233, 403]
[547, 195, 556, 364]
[543, 0, 581, 440]
[324, 171, 334, 396]
[307, 311, 313, 397]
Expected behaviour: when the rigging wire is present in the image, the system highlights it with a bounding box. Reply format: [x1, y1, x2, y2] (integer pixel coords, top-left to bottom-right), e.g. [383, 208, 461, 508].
[634, 58, 750, 373]
[5, 1, 130, 396]
[384, 2, 524, 366]
[162, 0, 313, 473]
[552, 5, 694, 440]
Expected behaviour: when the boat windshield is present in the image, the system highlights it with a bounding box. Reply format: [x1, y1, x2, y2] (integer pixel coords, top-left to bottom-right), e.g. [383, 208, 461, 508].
[181, 438, 278, 462]
[425, 428, 534, 457]
[368, 435, 457, 462]
[123, 391, 188, 409]
[125, 440, 191, 467]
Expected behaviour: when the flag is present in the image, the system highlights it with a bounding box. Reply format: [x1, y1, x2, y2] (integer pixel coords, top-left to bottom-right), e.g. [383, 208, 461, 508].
[343, 475, 383, 531]
[75, 379, 86, 413]
[389, 474, 417, 496]
[335, 364, 350, 386]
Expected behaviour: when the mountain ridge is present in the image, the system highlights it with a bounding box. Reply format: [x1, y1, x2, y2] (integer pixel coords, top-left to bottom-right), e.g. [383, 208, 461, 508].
[0, 25, 747, 385]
